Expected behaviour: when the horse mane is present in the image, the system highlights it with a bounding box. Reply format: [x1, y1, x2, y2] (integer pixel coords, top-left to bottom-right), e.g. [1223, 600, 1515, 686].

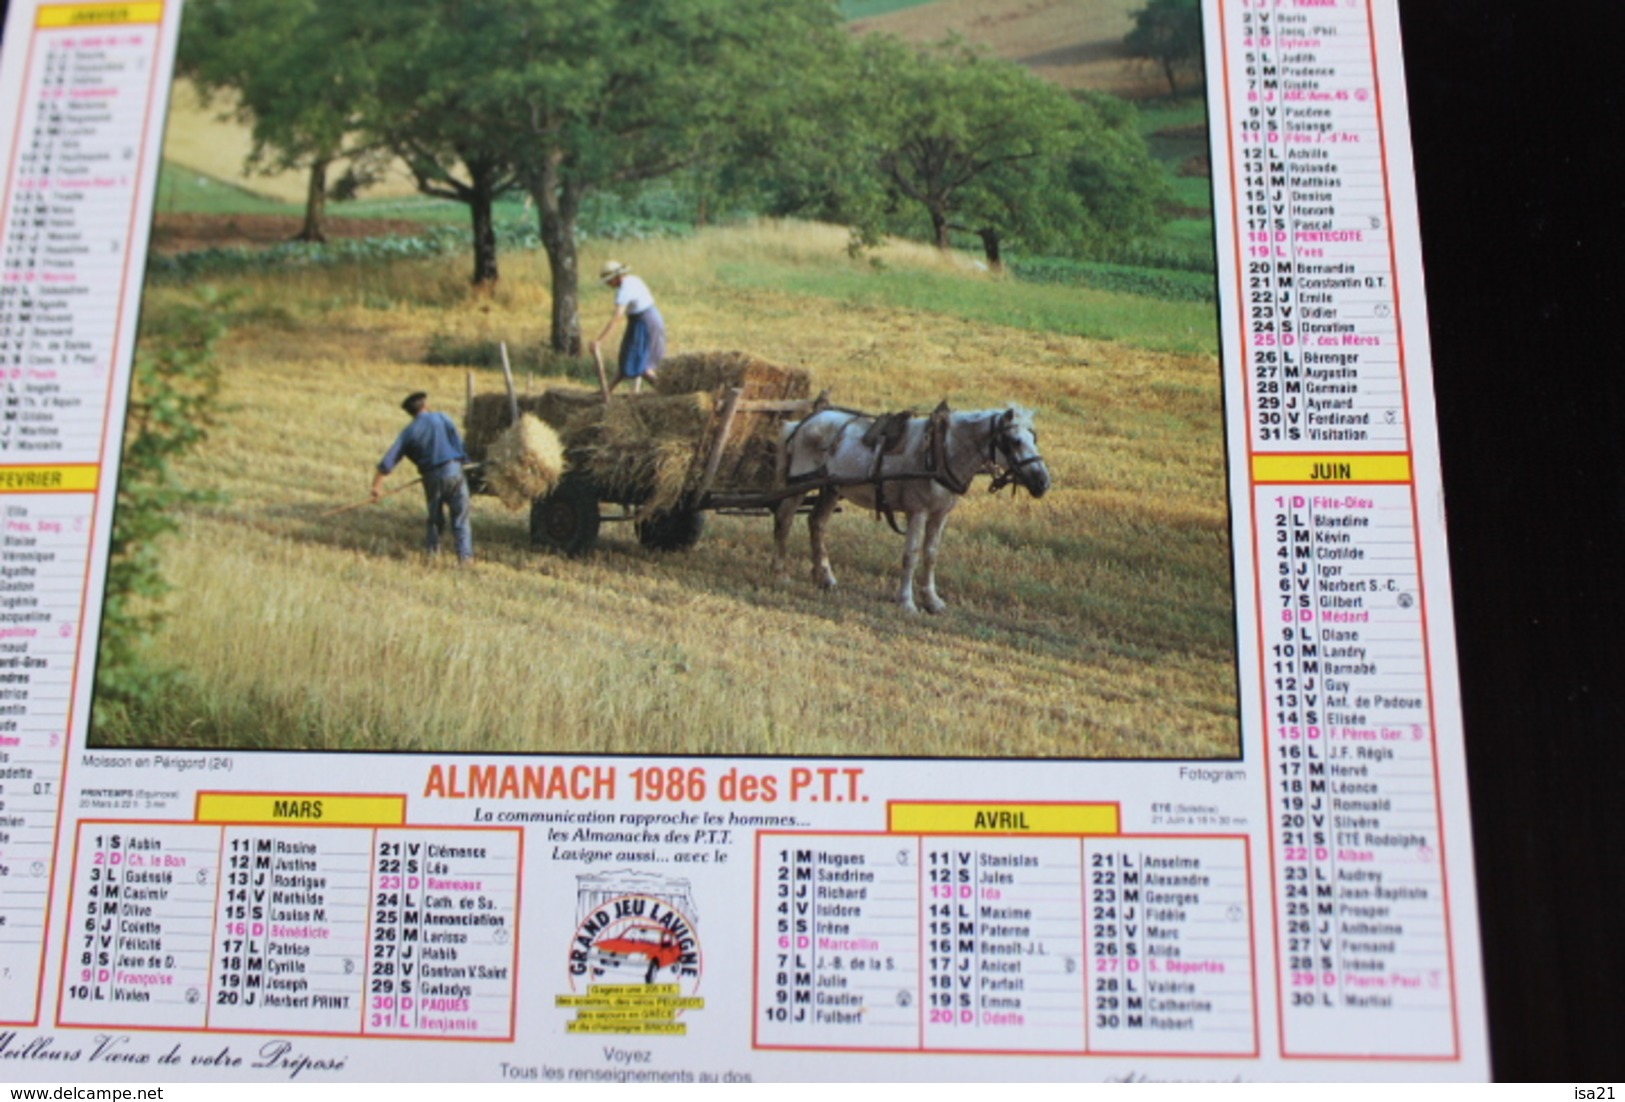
[1002, 404, 1036, 430]
[959, 404, 1034, 436]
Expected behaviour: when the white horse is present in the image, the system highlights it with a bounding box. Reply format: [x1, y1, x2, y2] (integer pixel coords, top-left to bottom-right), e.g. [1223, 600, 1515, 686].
[772, 405, 1051, 613]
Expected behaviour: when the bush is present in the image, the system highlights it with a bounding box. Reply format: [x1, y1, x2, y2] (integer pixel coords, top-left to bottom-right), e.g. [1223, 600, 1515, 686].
[93, 293, 226, 723]
[144, 227, 473, 282]
[423, 334, 601, 385]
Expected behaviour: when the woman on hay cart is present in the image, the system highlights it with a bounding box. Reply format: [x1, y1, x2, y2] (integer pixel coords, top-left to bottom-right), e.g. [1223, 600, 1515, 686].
[591, 260, 666, 394]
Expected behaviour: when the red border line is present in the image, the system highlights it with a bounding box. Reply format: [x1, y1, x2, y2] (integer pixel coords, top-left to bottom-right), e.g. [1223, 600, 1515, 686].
[2, 5, 173, 1029]
[751, 830, 1257, 1058]
[53, 819, 519, 1042]
[1217, 0, 1460, 1062]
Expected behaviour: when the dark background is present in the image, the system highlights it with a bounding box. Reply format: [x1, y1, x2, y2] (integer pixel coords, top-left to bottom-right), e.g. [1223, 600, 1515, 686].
[1398, 3, 1624, 1080]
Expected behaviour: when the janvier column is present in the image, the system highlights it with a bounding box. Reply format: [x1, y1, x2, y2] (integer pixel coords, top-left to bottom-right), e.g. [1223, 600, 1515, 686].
[0, 0, 169, 1025]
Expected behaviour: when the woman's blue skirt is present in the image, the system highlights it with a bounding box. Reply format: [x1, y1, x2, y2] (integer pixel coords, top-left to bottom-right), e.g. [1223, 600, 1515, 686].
[618, 306, 667, 379]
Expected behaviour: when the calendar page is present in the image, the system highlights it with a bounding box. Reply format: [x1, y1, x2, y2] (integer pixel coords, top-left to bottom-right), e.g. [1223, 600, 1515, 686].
[0, 0, 1486, 1082]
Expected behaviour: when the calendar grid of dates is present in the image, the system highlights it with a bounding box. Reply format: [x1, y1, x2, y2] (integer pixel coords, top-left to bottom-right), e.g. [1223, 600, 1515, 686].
[0, 0, 170, 1025]
[754, 832, 1257, 1057]
[57, 819, 521, 1040]
[1221, 0, 1464, 1059]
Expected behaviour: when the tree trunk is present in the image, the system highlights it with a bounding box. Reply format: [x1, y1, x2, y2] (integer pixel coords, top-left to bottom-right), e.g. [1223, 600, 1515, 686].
[976, 228, 1004, 271]
[931, 207, 952, 251]
[533, 162, 583, 354]
[546, 231, 581, 355]
[295, 159, 329, 243]
[469, 172, 499, 287]
[1163, 57, 1179, 96]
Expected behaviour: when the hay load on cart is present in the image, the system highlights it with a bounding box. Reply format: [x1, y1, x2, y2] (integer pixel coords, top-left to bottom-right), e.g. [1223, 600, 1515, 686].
[464, 351, 820, 555]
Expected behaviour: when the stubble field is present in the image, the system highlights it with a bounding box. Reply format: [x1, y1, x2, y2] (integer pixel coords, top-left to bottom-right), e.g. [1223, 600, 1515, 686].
[95, 222, 1238, 759]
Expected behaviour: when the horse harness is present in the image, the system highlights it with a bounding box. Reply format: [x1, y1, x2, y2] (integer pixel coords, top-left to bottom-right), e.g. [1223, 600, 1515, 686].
[786, 403, 1036, 534]
[930, 404, 1042, 496]
[985, 419, 1046, 495]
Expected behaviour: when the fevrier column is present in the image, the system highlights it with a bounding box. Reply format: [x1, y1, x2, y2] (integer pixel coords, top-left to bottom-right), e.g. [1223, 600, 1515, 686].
[0, 0, 169, 1025]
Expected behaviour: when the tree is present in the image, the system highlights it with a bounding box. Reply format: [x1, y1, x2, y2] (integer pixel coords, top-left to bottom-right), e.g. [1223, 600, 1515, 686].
[839, 40, 1169, 268]
[456, 0, 846, 352]
[1055, 91, 1175, 255]
[347, 0, 525, 286]
[1126, 0, 1205, 96]
[344, 0, 839, 345]
[735, 32, 901, 250]
[178, 0, 373, 242]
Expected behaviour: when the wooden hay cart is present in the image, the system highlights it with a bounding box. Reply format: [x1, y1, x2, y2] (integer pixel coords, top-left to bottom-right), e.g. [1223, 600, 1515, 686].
[464, 352, 825, 556]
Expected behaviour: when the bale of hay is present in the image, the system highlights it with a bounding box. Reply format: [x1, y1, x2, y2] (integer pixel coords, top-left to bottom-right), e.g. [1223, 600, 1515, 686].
[652, 352, 814, 494]
[717, 428, 785, 493]
[466, 352, 815, 507]
[465, 392, 553, 460]
[653, 351, 811, 401]
[465, 386, 600, 460]
[535, 386, 603, 431]
[483, 414, 566, 510]
[563, 392, 715, 513]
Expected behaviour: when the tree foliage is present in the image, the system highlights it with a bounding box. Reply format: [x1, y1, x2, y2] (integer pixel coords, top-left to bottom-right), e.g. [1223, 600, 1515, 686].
[1059, 90, 1177, 254]
[95, 296, 225, 719]
[343, 0, 525, 286]
[482, 0, 847, 352]
[336, 0, 843, 346]
[178, 0, 374, 242]
[1126, 0, 1205, 95]
[777, 39, 1170, 268]
[176, 3, 1181, 308]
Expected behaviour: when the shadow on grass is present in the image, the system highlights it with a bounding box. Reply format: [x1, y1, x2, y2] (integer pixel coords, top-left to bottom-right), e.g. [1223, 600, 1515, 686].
[109, 497, 1239, 759]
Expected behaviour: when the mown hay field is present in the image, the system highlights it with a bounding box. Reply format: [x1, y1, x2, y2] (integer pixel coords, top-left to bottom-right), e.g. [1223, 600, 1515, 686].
[97, 222, 1237, 759]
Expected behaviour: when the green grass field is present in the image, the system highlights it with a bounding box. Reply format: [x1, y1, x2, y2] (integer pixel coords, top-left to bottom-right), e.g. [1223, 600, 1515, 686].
[838, 0, 937, 18]
[155, 163, 293, 216]
[713, 259, 1216, 355]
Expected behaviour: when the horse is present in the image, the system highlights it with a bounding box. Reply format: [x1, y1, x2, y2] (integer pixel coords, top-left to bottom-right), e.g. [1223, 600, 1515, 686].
[771, 404, 1051, 613]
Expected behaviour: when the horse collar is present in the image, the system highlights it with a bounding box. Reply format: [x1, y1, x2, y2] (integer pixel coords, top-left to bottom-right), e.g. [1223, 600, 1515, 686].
[929, 412, 977, 495]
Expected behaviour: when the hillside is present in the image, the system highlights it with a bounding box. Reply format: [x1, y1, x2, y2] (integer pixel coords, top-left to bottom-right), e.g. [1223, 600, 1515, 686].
[851, 0, 1167, 98]
[161, 79, 423, 205]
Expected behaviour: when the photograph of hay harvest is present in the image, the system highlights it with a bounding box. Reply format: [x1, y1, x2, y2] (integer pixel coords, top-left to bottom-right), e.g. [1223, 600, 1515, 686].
[91, 0, 1236, 759]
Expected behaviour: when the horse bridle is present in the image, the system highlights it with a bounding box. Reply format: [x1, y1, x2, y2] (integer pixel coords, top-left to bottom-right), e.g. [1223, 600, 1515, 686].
[986, 419, 1044, 494]
[935, 412, 1041, 495]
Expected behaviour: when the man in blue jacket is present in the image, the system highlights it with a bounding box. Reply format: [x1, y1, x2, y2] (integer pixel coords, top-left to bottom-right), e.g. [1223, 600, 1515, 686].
[371, 391, 473, 563]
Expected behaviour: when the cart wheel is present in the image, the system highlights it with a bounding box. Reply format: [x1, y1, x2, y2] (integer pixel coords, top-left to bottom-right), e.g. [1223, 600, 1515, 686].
[636, 506, 706, 552]
[530, 475, 601, 556]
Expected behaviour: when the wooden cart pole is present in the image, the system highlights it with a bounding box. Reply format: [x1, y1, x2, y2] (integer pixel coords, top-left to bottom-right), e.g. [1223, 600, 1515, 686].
[694, 386, 745, 500]
[498, 341, 520, 425]
[591, 344, 612, 403]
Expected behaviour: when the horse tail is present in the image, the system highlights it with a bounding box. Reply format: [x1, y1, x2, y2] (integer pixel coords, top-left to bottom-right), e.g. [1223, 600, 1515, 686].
[777, 420, 800, 488]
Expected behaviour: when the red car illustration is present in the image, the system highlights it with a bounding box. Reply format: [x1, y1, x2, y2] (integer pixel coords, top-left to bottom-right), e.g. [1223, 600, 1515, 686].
[593, 928, 683, 984]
